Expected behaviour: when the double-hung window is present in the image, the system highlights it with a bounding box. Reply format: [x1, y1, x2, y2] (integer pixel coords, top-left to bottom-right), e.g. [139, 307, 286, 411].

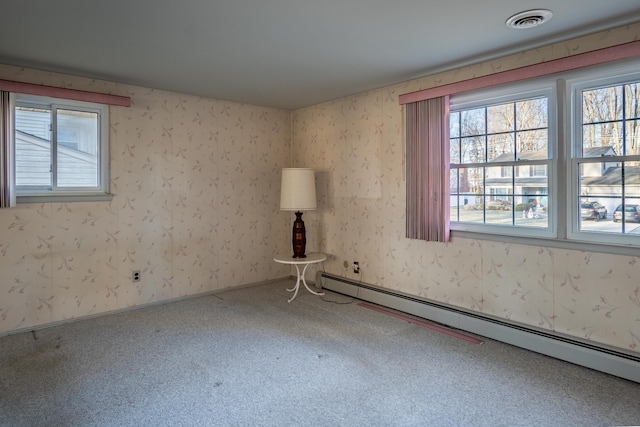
[13, 94, 110, 201]
[448, 58, 640, 251]
[449, 82, 556, 239]
[569, 66, 640, 247]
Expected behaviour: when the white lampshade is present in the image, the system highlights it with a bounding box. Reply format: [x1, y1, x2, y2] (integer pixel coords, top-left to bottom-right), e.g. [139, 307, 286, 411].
[280, 168, 317, 211]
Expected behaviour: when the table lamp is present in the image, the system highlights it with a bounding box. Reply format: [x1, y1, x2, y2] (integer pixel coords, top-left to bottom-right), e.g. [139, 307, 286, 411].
[280, 168, 317, 258]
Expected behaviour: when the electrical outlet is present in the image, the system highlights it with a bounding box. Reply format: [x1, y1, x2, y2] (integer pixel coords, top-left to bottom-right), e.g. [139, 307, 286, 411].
[132, 270, 141, 282]
[352, 261, 359, 274]
[343, 260, 349, 269]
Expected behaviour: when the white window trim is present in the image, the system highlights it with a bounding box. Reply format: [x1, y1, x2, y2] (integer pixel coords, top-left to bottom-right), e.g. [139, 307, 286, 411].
[13, 93, 112, 202]
[450, 80, 558, 240]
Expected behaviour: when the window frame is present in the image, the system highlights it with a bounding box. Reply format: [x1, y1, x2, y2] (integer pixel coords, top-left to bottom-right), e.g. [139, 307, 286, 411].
[449, 80, 558, 239]
[566, 63, 640, 247]
[13, 93, 111, 202]
[449, 58, 640, 255]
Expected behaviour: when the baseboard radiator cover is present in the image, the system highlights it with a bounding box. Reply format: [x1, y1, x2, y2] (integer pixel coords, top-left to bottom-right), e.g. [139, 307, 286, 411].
[316, 272, 640, 384]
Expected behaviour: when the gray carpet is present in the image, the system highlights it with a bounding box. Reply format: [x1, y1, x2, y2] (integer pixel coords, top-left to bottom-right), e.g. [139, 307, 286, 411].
[1, 279, 639, 427]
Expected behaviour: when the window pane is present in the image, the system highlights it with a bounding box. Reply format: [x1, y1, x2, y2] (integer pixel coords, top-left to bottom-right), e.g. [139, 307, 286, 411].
[532, 164, 547, 176]
[14, 105, 52, 187]
[449, 170, 460, 222]
[458, 194, 484, 223]
[578, 161, 615, 232]
[487, 103, 513, 134]
[580, 162, 608, 182]
[458, 167, 483, 223]
[578, 199, 615, 232]
[624, 161, 640, 198]
[516, 98, 547, 130]
[450, 206, 458, 222]
[461, 136, 485, 164]
[56, 109, 99, 188]
[625, 83, 640, 120]
[612, 202, 640, 234]
[460, 108, 485, 137]
[450, 111, 460, 138]
[517, 129, 547, 156]
[580, 161, 618, 192]
[583, 86, 622, 124]
[450, 198, 459, 222]
[488, 133, 514, 161]
[625, 120, 640, 156]
[466, 167, 483, 195]
[514, 167, 548, 228]
[577, 161, 640, 233]
[582, 122, 622, 156]
[485, 203, 513, 225]
[485, 166, 510, 194]
[515, 166, 548, 197]
[485, 166, 513, 224]
[450, 137, 461, 164]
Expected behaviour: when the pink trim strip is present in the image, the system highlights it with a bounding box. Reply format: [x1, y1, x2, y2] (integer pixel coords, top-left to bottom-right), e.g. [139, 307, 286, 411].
[0, 79, 130, 107]
[399, 40, 640, 105]
[358, 302, 484, 345]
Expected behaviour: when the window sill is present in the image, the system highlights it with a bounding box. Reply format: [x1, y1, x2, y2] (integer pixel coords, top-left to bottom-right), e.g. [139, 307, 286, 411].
[17, 193, 114, 204]
[451, 230, 640, 257]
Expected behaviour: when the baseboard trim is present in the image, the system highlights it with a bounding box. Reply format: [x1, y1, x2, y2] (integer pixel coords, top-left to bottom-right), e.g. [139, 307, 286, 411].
[0, 277, 289, 339]
[317, 272, 640, 383]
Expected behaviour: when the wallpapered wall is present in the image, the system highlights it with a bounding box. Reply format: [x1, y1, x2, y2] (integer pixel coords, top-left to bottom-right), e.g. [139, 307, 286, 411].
[294, 23, 640, 355]
[0, 65, 292, 335]
[2, 23, 640, 355]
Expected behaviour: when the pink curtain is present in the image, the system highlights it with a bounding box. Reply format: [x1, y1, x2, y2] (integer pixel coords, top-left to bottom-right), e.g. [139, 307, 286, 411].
[0, 91, 14, 208]
[405, 96, 450, 242]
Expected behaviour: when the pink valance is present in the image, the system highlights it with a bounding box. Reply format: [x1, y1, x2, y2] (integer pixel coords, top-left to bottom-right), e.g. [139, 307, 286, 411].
[0, 79, 130, 107]
[399, 40, 640, 105]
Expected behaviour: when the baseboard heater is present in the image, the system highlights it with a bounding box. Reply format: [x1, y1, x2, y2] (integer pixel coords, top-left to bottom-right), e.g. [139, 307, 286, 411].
[316, 272, 640, 384]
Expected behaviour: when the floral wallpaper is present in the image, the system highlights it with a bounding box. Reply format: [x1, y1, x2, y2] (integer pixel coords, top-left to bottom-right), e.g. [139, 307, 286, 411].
[0, 65, 292, 334]
[2, 22, 640, 356]
[294, 23, 640, 354]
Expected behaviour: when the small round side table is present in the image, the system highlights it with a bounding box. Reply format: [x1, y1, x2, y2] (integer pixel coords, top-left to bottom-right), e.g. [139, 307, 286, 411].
[274, 253, 327, 302]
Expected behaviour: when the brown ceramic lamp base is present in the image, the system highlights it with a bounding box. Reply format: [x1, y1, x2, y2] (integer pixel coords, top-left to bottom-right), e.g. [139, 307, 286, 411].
[291, 211, 307, 258]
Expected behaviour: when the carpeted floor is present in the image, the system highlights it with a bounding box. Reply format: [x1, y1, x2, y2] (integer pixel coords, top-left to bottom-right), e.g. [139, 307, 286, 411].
[1, 279, 639, 426]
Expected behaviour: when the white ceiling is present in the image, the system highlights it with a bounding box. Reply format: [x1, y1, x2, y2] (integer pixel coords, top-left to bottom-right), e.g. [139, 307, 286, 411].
[1, 1, 639, 110]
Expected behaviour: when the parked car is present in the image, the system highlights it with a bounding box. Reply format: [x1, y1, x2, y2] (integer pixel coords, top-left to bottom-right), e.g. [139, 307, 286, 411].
[580, 201, 607, 220]
[613, 204, 640, 223]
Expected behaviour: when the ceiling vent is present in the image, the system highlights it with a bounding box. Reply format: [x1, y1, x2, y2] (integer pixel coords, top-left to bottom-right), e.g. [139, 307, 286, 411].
[506, 9, 553, 29]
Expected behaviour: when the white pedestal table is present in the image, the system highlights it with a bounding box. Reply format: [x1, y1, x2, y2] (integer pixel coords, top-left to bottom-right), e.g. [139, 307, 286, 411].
[274, 253, 327, 302]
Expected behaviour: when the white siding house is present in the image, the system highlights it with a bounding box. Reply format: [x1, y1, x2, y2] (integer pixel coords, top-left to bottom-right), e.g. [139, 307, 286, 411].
[15, 131, 98, 188]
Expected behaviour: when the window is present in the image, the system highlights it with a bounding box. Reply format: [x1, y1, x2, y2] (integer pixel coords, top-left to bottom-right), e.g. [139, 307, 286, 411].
[13, 94, 110, 200]
[569, 69, 640, 246]
[449, 59, 640, 250]
[449, 84, 555, 238]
